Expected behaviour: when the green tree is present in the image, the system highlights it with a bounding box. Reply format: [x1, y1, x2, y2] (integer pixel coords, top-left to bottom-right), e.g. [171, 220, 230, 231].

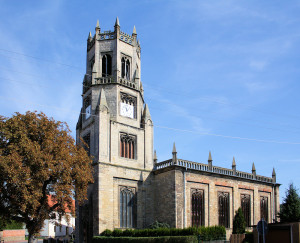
[0, 112, 93, 243]
[233, 207, 246, 234]
[279, 183, 300, 222]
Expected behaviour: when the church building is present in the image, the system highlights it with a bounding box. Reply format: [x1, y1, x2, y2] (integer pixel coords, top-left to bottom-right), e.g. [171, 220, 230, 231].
[75, 19, 280, 242]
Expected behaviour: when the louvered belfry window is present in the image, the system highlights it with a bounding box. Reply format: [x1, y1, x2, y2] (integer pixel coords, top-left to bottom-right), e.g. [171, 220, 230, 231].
[260, 196, 268, 222]
[241, 194, 251, 227]
[120, 133, 135, 159]
[120, 187, 136, 228]
[218, 192, 230, 228]
[191, 189, 204, 227]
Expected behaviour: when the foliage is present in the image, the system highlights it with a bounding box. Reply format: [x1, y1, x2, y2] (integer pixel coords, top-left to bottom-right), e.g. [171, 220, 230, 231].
[93, 236, 198, 243]
[279, 183, 300, 222]
[147, 220, 170, 229]
[0, 217, 23, 230]
[0, 111, 93, 241]
[233, 208, 246, 234]
[99, 226, 226, 240]
[242, 231, 254, 243]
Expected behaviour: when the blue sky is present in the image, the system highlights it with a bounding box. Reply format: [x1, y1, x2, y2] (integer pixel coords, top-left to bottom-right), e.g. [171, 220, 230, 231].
[0, 0, 300, 203]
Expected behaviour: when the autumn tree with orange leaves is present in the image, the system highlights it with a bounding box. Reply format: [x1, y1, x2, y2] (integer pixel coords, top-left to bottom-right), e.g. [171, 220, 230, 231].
[0, 112, 93, 243]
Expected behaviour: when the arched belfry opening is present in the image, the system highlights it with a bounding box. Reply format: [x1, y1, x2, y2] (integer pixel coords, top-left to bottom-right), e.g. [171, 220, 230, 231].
[121, 57, 130, 80]
[102, 54, 112, 77]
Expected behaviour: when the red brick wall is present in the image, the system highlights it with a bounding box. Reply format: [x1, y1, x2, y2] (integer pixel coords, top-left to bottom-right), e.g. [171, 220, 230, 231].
[1, 229, 25, 242]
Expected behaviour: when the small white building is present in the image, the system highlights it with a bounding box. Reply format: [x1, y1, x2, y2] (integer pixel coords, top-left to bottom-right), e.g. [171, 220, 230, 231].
[39, 196, 75, 238]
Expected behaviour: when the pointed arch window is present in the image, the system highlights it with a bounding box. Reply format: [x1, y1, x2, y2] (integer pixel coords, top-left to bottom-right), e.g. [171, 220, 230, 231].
[82, 133, 90, 156]
[120, 187, 136, 228]
[102, 54, 112, 77]
[191, 189, 204, 227]
[241, 194, 251, 227]
[83, 96, 91, 120]
[121, 57, 130, 80]
[120, 133, 136, 159]
[260, 196, 268, 222]
[218, 192, 230, 228]
[90, 57, 95, 73]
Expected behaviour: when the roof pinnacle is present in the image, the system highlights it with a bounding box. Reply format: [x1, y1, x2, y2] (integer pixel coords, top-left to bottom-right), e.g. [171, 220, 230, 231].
[232, 156, 236, 167]
[115, 17, 120, 26]
[208, 151, 212, 162]
[272, 167, 276, 176]
[172, 142, 177, 153]
[96, 20, 100, 29]
[252, 162, 256, 171]
[154, 150, 157, 161]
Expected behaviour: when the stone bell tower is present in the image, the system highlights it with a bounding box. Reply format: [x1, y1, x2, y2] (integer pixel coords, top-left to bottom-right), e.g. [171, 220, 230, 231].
[76, 18, 154, 242]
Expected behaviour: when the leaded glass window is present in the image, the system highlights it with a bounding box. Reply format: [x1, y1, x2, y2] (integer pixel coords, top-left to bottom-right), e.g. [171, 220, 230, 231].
[120, 133, 136, 159]
[120, 187, 136, 228]
[260, 196, 268, 222]
[191, 189, 204, 227]
[241, 194, 251, 227]
[218, 192, 229, 228]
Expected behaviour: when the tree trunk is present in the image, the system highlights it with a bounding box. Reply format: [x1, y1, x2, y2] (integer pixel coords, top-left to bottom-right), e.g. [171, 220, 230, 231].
[28, 234, 38, 243]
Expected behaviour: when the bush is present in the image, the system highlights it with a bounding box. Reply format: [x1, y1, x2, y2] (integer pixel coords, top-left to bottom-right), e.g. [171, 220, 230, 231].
[233, 208, 246, 234]
[112, 229, 123, 237]
[99, 225, 226, 240]
[93, 236, 198, 243]
[0, 218, 24, 230]
[243, 231, 254, 243]
[100, 229, 113, 237]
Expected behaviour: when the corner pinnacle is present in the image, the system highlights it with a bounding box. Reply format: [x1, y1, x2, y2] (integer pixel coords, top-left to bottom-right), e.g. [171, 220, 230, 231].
[272, 167, 276, 176]
[99, 88, 108, 109]
[96, 20, 100, 29]
[143, 104, 151, 121]
[133, 25, 137, 34]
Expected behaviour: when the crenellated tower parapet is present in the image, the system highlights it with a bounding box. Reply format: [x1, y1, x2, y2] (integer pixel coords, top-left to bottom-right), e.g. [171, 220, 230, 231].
[85, 18, 142, 97]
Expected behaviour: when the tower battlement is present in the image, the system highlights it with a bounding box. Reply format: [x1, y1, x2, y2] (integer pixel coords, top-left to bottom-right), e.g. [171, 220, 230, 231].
[87, 19, 140, 52]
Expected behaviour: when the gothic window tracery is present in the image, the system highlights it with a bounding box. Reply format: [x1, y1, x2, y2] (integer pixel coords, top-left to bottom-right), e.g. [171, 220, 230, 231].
[120, 133, 136, 159]
[119, 186, 136, 228]
[218, 192, 229, 228]
[102, 54, 112, 77]
[241, 194, 251, 227]
[191, 189, 204, 227]
[260, 196, 268, 222]
[121, 57, 130, 80]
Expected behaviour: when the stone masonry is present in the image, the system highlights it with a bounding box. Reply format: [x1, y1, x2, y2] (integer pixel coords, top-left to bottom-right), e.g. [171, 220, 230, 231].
[75, 19, 280, 242]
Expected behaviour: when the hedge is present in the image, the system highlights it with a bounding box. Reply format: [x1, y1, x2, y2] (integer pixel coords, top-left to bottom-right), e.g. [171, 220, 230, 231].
[93, 236, 198, 243]
[99, 226, 226, 241]
[0, 219, 24, 230]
